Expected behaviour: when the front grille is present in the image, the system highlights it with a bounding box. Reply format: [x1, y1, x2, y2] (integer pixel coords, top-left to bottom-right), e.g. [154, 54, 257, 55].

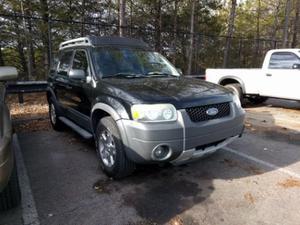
[186, 102, 230, 122]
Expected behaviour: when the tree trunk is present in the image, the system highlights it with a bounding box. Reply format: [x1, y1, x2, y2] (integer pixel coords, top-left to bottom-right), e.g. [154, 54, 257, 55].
[292, 0, 300, 47]
[172, 0, 178, 65]
[154, 0, 162, 52]
[254, 0, 261, 67]
[0, 45, 4, 66]
[81, 0, 86, 36]
[271, 0, 281, 48]
[20, 0, 32, 80]
[119, 0, 126, 37]
[39, 0, 51, 71]
[223, 0, 237, 68]
[282, 0, 292, 48]
[187, 0, 195, 75]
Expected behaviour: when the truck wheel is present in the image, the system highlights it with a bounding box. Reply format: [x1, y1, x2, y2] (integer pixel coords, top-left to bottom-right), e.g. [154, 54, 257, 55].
[0, 165, 21, 211]
[49, 99, 65, 131]
[248, 96, 268, 105]
[225, 83, 244, 105]
[95, 116, 135, 179]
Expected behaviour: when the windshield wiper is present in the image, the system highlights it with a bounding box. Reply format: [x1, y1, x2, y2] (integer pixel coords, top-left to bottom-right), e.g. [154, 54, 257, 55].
[104, 73, 146, 79]
[146, 72, 178, 77]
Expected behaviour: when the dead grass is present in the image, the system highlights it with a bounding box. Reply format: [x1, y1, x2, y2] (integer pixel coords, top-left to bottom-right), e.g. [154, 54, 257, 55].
[277, 178, 300, 189]
[244, 192, 256, 204]
[6, 93, 51, 132]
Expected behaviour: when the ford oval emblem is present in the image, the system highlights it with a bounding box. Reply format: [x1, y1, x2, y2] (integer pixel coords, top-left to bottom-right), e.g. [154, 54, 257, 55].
[206, 107, 219, 116]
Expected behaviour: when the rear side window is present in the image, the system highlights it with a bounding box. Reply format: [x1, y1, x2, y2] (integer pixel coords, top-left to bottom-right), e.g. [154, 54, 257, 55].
[72, 50, 89, 76]
[57, 51, 73, 76]
[269, 52, 300, 69]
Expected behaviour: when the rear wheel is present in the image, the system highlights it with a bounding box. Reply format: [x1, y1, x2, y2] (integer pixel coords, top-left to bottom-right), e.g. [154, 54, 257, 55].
[95, 116, 135, 179]
[0, 165, 21, 211]
[49, 99, 65, 131]
[248, 96, 268, 105]
[225, 83, 244, 105]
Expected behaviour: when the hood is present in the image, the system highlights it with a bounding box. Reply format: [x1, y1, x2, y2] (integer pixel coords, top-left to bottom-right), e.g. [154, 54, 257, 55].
[102, 77, 233, 109]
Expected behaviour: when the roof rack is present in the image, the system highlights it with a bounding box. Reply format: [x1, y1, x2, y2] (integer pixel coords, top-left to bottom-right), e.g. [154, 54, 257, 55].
[59, 37, 92, 50]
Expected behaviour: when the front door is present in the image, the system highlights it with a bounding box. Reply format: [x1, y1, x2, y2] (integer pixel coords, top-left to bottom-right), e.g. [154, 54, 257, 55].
[54, 50, 74, 115]
[66, 49, 93, 131]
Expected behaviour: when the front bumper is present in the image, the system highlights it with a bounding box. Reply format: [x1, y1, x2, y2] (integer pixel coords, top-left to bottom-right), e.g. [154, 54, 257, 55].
[118, 102, 245, 163]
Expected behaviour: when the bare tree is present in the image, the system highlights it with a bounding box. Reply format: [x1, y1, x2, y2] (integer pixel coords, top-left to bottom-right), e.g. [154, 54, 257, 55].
[154, 0, 162, 52]
[223, 0, 237, 68]
[0, 45, 4, 66]
[172, 0, 178, 64]
[119, 0, 126, 37]
[187, 0, 195, 75]
[254, 0, 261, 67]
[292, 0, 300, 47]
[39, 0, 51, 69]
[271, 0, 281, 48]
[282, 0, 292, 48]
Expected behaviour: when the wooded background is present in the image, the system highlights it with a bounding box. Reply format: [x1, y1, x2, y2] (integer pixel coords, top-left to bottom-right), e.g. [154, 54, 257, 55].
[0, 0, 299, 80]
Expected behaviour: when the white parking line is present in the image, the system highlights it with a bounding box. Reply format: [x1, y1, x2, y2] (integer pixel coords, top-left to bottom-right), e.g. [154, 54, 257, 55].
[13, 135, 40, 225]
[223, 146, 300, 179]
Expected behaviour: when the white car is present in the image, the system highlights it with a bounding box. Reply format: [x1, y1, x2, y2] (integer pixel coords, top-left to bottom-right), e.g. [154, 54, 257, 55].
[206, 49, 300, 104]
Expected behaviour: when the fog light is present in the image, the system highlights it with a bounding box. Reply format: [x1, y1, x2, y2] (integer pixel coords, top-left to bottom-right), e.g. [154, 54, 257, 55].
[152, 145, 171, 160]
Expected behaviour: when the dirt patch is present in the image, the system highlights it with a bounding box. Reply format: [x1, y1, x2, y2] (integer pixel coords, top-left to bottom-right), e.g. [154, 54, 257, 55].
[220, 158, 263, 175]
[277, 178, 300, 188]
[6, 93, 50, 132]
[245, 99, 300, 143]
[244, 192, 256, 204]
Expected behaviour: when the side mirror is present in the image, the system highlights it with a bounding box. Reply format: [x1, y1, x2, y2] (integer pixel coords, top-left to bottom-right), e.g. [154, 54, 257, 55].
[0, 67, 18, 82]
[176, 68, 183, 75]
[69, 69, 85, 80]
[292, 63, 300, 69]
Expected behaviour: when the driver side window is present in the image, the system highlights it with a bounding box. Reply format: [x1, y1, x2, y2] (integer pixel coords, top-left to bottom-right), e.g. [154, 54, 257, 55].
[72, 50, 90, 77]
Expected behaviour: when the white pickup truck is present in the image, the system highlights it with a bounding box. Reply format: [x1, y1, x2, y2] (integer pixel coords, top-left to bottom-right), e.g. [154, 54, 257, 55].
[206, 49, 300, 104]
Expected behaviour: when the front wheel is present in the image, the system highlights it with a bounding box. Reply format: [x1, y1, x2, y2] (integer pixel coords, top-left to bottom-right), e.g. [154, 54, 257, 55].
[95, 116, 135, 179]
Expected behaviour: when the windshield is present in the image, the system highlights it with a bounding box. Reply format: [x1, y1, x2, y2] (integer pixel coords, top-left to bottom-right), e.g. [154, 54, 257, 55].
[91, 47, 180, 78]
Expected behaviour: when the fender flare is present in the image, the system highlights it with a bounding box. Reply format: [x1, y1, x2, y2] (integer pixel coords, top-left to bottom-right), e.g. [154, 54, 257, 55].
[91, 102, 128, 121]
[91, 102, 130, 151]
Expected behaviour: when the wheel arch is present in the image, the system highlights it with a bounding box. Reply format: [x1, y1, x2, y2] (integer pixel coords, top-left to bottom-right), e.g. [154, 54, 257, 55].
[218, 76, 246, 93]
[91, 102, 129, 135]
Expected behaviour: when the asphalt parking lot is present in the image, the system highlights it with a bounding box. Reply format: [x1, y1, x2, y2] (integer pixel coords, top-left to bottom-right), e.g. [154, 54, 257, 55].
[1, 98, 300, 225]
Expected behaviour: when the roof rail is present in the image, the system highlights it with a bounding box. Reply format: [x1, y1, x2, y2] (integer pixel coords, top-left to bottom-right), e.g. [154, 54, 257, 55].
[59, 37, 92, 50]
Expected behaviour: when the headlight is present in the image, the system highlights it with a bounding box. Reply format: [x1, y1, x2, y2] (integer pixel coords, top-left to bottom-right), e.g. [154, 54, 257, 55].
[131, 104, 177, 122]
[232, 94, 242, 108]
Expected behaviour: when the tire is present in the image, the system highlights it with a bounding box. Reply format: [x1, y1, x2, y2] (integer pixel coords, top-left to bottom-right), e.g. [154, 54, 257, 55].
[0, 165, 21, 211]
[95, 116, 135, 179]
[49, 99, 65, 131]
[225, 83, 244, 105]
[248, 96, 268, 105]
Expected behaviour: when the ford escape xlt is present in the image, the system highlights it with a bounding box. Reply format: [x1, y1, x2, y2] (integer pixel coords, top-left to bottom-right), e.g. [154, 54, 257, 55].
[47, 36, 245, 178]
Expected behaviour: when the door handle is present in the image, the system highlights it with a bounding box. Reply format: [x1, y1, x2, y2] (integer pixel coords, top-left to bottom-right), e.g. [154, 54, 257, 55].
[266, 73, 272, 77]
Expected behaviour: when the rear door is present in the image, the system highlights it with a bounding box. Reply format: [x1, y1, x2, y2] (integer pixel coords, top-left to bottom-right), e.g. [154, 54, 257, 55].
[261, 52, 300, 100]
[66, 49, 93, 131]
